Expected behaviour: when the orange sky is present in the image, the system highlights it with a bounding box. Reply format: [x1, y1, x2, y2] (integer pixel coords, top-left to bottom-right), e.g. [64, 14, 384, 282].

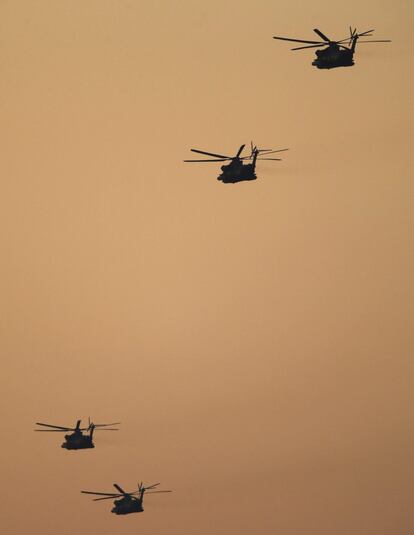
[1, 1, 413, 534]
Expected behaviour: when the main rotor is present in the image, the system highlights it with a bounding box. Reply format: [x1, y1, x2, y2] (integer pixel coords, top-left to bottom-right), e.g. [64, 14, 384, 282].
[35, 418, 120, 433]
[184, 142, 288, 163]
[273, 27, 391, 51]
[81, 482, 172, 502]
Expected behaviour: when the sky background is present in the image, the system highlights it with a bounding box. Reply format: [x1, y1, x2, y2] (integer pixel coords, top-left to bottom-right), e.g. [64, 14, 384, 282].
[1, 1, 413, 534]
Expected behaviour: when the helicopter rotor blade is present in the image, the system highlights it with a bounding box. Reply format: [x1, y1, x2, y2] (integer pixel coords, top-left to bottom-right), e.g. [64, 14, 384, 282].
[35, 422, 72, 431]
[93, 495, 122, 501]
[113, 484, 127, 495]
[273, 36, 324, 45]
[190, 148, 231, 159]
[264, 148, 289, 154]
[313, 28, 331, 42]
[241, 148, 288, 160]
[184, 158, 232, 162]
[93, 428, 119, 431]
[357, 40, 391, 43]
[336, 37, 355, 44]
[245, 148, 288, 156]
[291, 43, 326, 51]
[92, 422, 121, 427]
[358, 29, 375, 36]
[146, 490, 173, 495]
[348, 27, 354, 46]
[35, 429, 69, 432]
[144, 483, 161, 490]
[81, 491, 121, 496]
[241, 156, 283, 161]
[235, 144, 245, 158]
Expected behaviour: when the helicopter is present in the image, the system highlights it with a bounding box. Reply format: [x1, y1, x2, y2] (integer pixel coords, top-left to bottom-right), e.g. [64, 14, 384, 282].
[184, 142, 288, 183]
[34, 418, 120, 450]
[273, 27, 391, 69]
[81, 481, 172, 515]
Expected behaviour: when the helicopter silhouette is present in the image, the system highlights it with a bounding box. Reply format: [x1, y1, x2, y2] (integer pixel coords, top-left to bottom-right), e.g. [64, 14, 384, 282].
[35, 418, 120, 450]
[184, 142, 288, 183]
[81, 482, 172, 515]
[273, 27, 391, 69]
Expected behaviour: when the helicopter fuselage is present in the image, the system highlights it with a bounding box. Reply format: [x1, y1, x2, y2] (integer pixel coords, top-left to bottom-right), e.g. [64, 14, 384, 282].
[62, 431, 94, 450]
[218, 160, 257, 183]
[312, 44, 354, 69]
[111, 496, 144, 515]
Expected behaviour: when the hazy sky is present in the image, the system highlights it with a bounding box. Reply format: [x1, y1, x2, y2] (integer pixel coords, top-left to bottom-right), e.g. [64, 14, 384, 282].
[1, 1, 413, 534]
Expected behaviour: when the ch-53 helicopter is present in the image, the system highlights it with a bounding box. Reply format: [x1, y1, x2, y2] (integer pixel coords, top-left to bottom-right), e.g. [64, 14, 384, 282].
[184, 142, 288, 183]
[273, 27, 391, 69]
[35, 418, 120, 450]
[81, 482, 172, 515]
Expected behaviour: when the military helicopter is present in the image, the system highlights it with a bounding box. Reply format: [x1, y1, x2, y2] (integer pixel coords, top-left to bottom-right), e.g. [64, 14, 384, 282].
[35, 418, 120, 450]
[81, 481, 172, 515]
[273, 27, 391, 69]
[184, 142, 288, 183]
